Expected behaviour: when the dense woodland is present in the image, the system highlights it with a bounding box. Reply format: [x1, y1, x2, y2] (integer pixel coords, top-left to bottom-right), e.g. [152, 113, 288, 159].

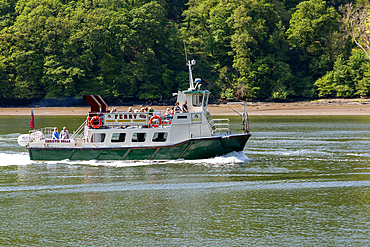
[0, 0, 369, 104]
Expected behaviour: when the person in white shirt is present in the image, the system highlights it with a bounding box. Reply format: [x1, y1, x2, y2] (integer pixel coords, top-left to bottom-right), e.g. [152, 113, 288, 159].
[60, 126, 70, 139]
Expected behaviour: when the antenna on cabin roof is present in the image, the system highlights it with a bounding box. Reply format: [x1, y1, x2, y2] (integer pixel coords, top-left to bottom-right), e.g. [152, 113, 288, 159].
[184, 42, 195, 90]
[184, 41, 188, 65]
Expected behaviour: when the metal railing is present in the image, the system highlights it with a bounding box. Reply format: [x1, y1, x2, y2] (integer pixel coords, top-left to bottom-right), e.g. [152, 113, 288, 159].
[71, 119, 88, 141]
[211, 119, 230, 134]
[227, 102, 249, 133]
[28, 127, 54, 141]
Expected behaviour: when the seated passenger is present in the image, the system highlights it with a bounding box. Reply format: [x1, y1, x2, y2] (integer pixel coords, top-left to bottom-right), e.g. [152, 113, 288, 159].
[110, 106, 117, 113]
[127, 107, 133, 113]
[170, 107, 175, 117]
[165, 108, 171, 119]
[52, 127, 59, 140]
[60, 126, 70, 139]
[174, 102, 181, 112]
[148, 107, 154, 112]
[182, 100, 188, 112]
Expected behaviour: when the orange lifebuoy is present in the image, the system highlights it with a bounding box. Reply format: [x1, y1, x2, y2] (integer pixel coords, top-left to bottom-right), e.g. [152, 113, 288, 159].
[149, 114, 161, 128]
[90, 116, 102, 129]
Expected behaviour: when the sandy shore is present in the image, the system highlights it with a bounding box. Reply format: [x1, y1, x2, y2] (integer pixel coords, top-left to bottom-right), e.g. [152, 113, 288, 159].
[1, 98, 370, 116]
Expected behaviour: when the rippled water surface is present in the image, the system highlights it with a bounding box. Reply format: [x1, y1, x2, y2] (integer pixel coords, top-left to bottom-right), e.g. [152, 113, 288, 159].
[1, 115, 370, 246]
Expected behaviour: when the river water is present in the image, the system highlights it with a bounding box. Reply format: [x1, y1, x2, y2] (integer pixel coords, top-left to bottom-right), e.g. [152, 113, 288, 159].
[0, 115, 370, 246]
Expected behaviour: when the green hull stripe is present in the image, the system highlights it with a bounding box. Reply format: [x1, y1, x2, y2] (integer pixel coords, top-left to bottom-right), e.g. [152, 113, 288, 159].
[94, 150, 103, 159]
[179, 142, 191, 159]
[150, 148, 160, 160]
[67, 150, 75, 159]
[122, 149, 131, 160]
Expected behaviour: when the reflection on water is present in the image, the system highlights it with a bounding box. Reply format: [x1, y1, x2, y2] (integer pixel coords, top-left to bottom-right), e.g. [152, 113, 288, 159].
[0, 115, 370, 245]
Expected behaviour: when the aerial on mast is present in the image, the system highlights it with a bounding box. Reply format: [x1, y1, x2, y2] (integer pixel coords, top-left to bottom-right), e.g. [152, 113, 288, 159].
[184, 42, 196, 91]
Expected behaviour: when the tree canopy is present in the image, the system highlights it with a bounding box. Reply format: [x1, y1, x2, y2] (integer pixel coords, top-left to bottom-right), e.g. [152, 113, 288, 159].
[0, 0, 369, 103]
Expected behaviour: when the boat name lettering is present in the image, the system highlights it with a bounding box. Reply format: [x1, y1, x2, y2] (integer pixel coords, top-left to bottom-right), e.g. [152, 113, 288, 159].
[104, 113, 149, 126]
[45, 140, 71, 143]
[108, 114, 149, 120]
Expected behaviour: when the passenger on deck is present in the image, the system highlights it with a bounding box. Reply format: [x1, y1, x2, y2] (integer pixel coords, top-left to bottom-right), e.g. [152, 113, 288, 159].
[110, 106, 117, 113]
[127, 107, 133, 113]
[147, 107, 154, 116]
[170, 107, 175, 116]
[165, 108, 171, 119]
[60, 126, 70, 139]
[182, 100, 188, 112]
[174, 102, 181, 113]
[52, 127, 59, 140]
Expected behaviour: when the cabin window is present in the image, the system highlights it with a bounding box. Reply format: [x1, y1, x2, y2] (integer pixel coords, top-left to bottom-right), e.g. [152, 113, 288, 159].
[111, 133, 126, 143]
[132, 133, 147, 142]
[152, 132, 168, 142]
[91, 133, 106, 143]
[192, 94, 203, 107]
[177, 115, 187, 119]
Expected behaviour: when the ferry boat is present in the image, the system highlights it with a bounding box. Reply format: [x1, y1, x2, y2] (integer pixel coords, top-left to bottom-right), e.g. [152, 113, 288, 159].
[18, 59, 251, 161]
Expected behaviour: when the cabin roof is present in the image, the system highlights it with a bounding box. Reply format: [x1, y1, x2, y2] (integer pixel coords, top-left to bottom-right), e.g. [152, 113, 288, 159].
[184, 90, 210, 94]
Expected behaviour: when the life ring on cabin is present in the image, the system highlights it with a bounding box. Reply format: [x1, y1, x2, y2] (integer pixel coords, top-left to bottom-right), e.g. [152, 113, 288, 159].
[90, 116, 102, 129]
[149, 115, 161, 128]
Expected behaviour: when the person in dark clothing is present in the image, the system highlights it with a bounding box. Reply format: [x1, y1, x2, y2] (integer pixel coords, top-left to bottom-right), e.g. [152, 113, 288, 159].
[182, 100, 188, 112]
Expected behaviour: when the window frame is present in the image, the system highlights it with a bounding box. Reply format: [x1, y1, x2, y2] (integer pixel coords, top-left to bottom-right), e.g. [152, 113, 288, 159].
[152, 132, 168, 142]
[111, 133, 126, 143]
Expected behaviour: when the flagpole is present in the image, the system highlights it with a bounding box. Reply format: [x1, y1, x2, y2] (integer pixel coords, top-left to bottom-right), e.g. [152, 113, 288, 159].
[30, 108, 35, 129]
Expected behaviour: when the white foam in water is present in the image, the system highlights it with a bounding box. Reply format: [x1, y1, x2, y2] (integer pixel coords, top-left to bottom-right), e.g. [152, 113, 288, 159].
[0, 152, 33, 166]
[166, 151, 250, 166]
[0, 151, 249, 167]
[247, 149, 327, 156]
[346, 153, 370, 157]
[55, 151, 250, 167]
[64, 159, 161, 167]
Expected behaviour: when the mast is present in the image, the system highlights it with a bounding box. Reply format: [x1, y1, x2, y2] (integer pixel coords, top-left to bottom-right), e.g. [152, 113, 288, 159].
[184, 42, 196, 91]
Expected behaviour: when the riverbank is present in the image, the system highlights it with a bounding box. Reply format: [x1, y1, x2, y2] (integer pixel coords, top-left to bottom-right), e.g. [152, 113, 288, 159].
[1, 98, 370, 116]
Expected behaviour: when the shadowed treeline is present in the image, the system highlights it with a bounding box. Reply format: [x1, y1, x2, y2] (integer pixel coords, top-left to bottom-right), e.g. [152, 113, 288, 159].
[0, 0, 369, 104]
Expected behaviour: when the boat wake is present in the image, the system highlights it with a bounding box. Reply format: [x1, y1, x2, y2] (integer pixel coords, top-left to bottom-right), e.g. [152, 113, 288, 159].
[0, 151, 250, 167]
[169, 151, 250, 165]
[0, 152, 33, 166]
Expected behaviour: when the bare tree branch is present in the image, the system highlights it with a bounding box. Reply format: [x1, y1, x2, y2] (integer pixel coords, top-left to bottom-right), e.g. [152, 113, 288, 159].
[340, 3, 370, 59]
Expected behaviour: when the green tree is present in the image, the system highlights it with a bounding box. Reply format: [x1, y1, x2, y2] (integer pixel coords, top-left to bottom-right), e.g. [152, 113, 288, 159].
[287, 0, 341, 78]
[315, 50, 370, 97]
[229, 0, 293, 99]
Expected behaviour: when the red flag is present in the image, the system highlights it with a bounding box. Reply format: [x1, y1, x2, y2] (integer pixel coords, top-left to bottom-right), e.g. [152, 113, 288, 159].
[30, 109, 35, 129]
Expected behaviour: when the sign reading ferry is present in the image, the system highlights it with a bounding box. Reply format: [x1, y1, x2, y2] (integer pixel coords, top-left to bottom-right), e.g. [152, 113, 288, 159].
[104, 113, 150, 126]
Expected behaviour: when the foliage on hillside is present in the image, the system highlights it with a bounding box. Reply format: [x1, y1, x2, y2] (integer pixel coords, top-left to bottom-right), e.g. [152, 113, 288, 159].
[0, 0, 368, 102]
